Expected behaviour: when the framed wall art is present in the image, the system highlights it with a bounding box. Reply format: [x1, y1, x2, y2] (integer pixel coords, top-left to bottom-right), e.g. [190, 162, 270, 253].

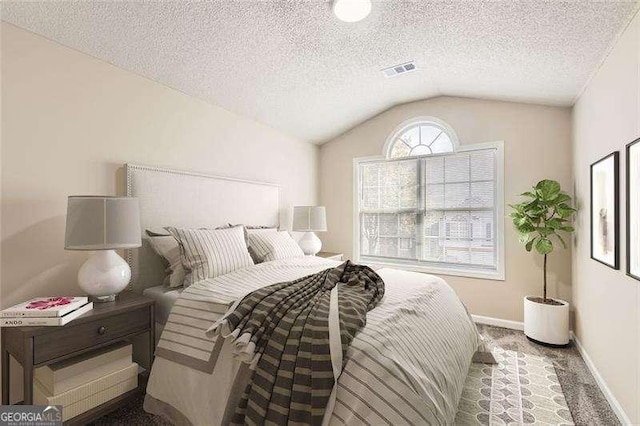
[626, 138, 640, 280]
[590, 151, 619, 269]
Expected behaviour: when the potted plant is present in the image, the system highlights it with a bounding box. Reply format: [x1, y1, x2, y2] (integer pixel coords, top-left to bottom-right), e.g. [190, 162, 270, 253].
[510, 179, 575, 345]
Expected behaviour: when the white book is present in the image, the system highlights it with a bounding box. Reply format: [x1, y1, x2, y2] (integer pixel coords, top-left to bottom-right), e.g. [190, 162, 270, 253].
[34, 363, 138, 421]
[1, 296, 89, 318]
[0, 302, 93, 327]
[35, 343, 132, 395]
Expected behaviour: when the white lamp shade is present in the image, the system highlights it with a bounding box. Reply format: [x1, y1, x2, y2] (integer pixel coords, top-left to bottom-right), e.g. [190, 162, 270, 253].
[65, 196, 142, 250]
[292, 206, 327, 232]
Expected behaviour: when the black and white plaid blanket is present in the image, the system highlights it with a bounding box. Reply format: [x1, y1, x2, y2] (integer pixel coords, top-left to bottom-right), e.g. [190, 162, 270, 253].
[207, 260, 384, 425]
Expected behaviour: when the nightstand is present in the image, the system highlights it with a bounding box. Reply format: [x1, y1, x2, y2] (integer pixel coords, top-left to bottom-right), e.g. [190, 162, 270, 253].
[316, 252, 344, 261]
[1, 292, 154, 425]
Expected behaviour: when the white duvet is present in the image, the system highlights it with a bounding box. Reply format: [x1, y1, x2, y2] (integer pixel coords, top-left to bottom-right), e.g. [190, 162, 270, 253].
[144, 257, 478, 425]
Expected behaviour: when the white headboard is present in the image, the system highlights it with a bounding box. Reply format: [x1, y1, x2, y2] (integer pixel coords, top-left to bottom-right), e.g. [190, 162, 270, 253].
[125, 163, 280, 291]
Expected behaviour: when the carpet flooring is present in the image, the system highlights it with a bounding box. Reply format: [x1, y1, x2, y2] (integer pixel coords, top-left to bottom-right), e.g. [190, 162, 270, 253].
[89, 325, 617, 425]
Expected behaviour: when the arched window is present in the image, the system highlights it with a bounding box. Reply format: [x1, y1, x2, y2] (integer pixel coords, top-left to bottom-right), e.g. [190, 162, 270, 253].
[354, 116, 504, 281]
[384, 117, 458, 159]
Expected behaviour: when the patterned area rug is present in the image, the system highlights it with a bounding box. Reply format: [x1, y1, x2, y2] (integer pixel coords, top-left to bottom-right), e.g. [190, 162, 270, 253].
[455, 347, 574, 425]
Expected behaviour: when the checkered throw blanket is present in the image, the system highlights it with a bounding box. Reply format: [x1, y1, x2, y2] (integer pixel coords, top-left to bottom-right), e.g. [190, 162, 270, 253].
[207, 261, 384, 425]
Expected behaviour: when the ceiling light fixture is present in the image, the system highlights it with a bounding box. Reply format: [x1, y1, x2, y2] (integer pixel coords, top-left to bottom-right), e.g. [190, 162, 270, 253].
[333, 0, 372, 23]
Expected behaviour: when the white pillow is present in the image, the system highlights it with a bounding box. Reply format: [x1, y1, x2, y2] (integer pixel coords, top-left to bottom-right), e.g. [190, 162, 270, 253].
[146, 232, 186, 288]
[248, 231, 305, 263]
[166, 225, 254, 287]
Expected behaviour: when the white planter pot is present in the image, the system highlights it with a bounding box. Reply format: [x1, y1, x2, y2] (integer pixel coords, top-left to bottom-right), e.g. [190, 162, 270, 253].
[523, 296, 570, 345]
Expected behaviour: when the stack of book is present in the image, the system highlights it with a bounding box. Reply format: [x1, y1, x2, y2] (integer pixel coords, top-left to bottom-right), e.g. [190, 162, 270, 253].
[34, 343, 138, 421]
[0, 296, 93, 327]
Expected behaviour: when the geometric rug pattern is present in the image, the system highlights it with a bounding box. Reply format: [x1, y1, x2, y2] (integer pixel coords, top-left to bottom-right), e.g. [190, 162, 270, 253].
[455, 347, 574, 425]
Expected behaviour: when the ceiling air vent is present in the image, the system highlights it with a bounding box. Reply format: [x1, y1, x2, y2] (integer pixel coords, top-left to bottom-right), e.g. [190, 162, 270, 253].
[382, 61, 416, 78]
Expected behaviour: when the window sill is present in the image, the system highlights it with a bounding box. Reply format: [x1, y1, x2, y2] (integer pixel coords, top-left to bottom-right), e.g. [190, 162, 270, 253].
[357, 258, 505, 281]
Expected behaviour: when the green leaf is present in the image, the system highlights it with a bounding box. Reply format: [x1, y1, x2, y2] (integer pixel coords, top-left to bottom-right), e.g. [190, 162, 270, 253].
[547, 218, 563, 229]
[525, 238, 536, 252]
[535, 238, 553, 255]
[537, 227, 554, 237]
[520, 191, 536, 198]
[515, 221, 535, 233]
[558, 206, 575, 218]
[536, 180, 561, 201]
[560, 225, 575, 233]
[554, 193, 571, 204]
[519, 233, 530, 244]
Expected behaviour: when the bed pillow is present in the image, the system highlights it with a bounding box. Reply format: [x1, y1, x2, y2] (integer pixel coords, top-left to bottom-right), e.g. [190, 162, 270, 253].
[165, 225, 254, 286]
[248, 231, 305, 263]
[245, 227, 278, 263]
[145, 230, 186, 289]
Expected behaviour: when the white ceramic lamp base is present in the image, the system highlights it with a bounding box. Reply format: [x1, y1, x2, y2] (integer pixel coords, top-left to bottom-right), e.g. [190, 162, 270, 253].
[78, 250, 131, 302]
[298, 232, 322, 256]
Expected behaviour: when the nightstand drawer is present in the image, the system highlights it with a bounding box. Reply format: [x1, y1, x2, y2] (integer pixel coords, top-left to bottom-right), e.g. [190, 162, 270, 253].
[33, 307, 150, 364]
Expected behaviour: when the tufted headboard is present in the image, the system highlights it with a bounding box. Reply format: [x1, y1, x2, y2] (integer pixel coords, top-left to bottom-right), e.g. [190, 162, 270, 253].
[125, 163, 280, 291]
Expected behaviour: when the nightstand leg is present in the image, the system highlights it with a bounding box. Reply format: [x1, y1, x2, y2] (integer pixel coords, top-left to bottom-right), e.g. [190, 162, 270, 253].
[2, 334, 9, 404]
[22, 338, 33, 405]
[149, 305, 155, 369]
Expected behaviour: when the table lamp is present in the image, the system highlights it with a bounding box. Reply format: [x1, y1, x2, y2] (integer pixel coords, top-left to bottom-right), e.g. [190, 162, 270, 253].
[65, 196, 141, 302]
[292, 206, 327, 255]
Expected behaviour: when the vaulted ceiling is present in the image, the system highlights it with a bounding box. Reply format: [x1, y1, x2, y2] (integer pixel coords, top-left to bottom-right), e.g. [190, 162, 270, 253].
[2, 1, 639, 143]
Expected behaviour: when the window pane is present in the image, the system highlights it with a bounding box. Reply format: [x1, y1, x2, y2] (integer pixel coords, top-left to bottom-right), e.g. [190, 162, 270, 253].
[362, 187, 379, 209]
[445, 154, 470, 182]
[361, 162, 380, 187]
[389, 141, 411, 158]
[444, 182, 470, 209]
[360, 160, 418, 211]
[441, 211, 471, 264]
[470, 150, 495, 181]
[360, 213, 379, 256]
[430, 133, 453, 153]
[400, 126, 420, 148]
[410, 145, 431, 156]
[470, 211, 495, 266]
[424, 210, 444, 237]
[360, 213, 417, 259]
[470, 181, 494, 208]
[424, 156, 444, 184]
[423, 237, 444, 262]
[425, 184, 444, 209]
[387, 123, 454, 159]
[419, 125, 442, 145]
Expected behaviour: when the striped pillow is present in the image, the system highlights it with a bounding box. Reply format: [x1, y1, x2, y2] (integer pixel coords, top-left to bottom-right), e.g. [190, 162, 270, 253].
[165, 226, 254, 287]
[248, 231, 305, 263]
[146, 233, 186, 288]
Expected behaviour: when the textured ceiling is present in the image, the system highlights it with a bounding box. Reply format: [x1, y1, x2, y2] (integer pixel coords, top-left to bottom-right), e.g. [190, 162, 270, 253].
[2, 1, 639, 143]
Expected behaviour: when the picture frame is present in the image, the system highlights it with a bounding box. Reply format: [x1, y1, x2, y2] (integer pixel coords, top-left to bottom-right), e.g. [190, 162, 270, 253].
[590, 151, 619, 269]
[626, 138, 640, 280]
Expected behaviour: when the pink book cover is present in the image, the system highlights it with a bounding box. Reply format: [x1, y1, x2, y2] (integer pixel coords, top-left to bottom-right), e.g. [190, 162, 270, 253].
[1, 297, 90, 318]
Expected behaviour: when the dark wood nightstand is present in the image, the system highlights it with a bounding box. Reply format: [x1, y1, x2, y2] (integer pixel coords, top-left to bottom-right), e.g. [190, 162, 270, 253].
[316, 252, 344, 261]
[1, 292, 154, 425]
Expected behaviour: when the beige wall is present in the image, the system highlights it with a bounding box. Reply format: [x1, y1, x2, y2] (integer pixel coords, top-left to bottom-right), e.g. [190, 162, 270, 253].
[319, 96, 573, 322]
[572, 11, 640, 424]
[0, 23, 318, 309]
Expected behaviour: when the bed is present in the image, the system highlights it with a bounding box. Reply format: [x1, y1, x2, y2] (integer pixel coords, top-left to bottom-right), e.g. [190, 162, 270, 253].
[125, 163, 479, 426]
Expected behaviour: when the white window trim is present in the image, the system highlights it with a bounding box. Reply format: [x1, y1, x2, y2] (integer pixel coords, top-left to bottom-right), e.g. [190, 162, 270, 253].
[382, 116, 461, 158]
[353, 140, 505, 281]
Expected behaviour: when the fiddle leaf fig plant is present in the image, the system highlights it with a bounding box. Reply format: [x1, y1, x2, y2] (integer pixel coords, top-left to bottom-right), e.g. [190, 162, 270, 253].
[509, 180, 576, 302]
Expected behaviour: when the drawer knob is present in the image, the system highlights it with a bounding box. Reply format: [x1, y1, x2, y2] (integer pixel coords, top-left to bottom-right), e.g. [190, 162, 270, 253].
[97, 326, 107, 335]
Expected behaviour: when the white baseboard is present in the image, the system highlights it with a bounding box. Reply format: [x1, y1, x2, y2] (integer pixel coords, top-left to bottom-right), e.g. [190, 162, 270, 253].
[572, 334, 632, 425]
[471, 314, 524, 331]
